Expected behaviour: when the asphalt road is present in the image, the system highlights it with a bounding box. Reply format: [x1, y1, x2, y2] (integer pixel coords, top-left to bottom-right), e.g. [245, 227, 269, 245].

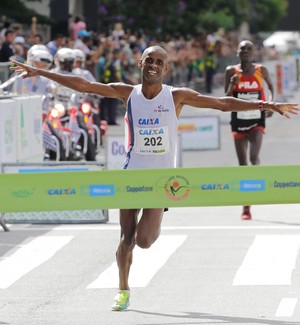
[1, 85, 300, 325]
[1, 205, 300, 325]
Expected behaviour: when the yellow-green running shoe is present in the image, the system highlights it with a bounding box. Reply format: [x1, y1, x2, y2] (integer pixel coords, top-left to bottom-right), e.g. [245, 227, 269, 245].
[111, 290, 130, 311]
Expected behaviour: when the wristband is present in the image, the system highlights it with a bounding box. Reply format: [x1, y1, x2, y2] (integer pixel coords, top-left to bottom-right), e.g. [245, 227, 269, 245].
[258, 100, 264, 111]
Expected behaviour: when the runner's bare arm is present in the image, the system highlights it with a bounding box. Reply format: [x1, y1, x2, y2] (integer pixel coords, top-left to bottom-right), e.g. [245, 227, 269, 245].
[224, 66, 238, 96]
[172, 87, 299, 118]
[10, 59, 133, 102]
[261, 66, 274, 101]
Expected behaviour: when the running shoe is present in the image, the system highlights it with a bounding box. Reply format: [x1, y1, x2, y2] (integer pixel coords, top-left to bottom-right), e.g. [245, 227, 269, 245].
[111, 290, 130, 311]
[241, 206, 252, 220]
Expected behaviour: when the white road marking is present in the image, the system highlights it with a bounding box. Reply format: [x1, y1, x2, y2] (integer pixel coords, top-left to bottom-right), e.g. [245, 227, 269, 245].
[275, 298, 298, 317]
[87, 235, 187, 288]
[233, 235, 300, 286]
[6, 225, 300, 231]
[0, 236, 73, 289]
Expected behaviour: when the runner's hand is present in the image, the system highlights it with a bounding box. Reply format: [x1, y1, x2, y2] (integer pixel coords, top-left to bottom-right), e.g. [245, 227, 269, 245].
[230, 74, 239, 87]
[10, 59, 40, 78]
[267, 102, 299, 118]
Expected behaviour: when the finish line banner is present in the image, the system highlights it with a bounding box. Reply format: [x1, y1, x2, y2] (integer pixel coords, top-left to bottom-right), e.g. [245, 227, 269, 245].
[0, 165, 300, 213]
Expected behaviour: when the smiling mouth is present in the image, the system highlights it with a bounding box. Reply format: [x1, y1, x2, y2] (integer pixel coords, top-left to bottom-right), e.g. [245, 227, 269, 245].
[147, 70, 157, 75]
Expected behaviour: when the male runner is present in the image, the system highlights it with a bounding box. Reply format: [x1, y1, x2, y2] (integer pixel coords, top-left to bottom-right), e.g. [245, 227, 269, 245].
[11, 46, 299, 311]
[225, 40, 274, 220]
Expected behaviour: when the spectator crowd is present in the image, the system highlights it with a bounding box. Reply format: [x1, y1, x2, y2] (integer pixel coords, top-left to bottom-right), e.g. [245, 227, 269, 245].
[0, 16, 280, 94]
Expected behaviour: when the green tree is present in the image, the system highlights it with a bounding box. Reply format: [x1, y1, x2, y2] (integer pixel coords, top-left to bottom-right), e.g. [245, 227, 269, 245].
[251, 0, 289, 32]
[0, 0, 52, 25]
[97, 0, 288, 37]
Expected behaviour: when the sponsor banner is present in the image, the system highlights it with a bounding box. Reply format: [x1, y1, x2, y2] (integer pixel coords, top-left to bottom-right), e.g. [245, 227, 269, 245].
[178, 116, 220, 150]
[0, 164, 299, 213]
[0, 162, 108, 223]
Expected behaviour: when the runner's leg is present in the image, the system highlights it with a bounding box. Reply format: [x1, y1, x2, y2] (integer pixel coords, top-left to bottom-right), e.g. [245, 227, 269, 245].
[234, 136, 249, 166]
[248, 129, 263, 165]
[235, 136, 251, 219]
[117, 208, 140, 290]
[136, 208, 164, 249]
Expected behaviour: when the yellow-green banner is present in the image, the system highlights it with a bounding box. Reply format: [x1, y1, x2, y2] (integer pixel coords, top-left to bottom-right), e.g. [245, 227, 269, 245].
[0, 165, 300, 213]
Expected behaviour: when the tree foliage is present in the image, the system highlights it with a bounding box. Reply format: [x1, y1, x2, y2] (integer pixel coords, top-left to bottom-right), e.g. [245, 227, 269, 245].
[0, 0, 52, 25]
[252, 0, 289, 32]
[98, 0, 288, 37]
[0, 0, 288, 36]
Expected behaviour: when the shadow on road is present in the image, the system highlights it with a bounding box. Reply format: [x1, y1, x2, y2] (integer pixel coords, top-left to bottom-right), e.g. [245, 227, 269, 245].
[130, 310, 299, 325]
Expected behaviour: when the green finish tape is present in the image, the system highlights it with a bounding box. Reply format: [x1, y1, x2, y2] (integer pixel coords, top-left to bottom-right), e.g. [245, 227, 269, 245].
[0, 165, 300, 213]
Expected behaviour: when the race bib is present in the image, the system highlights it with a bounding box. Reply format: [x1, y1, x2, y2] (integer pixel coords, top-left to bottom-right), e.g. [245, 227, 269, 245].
[134, 126, 169, 155]
[234, 91, 262, 120]
[237, 110, 261, 120]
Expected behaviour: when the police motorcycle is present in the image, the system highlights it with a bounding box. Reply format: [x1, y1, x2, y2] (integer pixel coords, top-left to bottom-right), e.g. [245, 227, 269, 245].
[48, 48, 96, 161]
[22, 47, 69, 161]
[43, 88, 97, 161]
[25, 46, 69, 161]
[72, 49, 108, 149]
[0, 46, 65, 161]
[42, 92, 72, 161]
[71, 92, 109, 152]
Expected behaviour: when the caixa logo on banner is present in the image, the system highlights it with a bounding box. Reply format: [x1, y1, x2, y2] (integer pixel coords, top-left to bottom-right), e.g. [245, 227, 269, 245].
[201, 183, 229, 190]
[48, 188, 76, 195]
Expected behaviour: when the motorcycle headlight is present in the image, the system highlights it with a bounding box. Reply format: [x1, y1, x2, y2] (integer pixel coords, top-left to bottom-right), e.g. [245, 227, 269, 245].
[50, 102, 66, 118]
[49, 102, 66, 119]
[50, 108, 59, 119]
[81, 102, 92, 114]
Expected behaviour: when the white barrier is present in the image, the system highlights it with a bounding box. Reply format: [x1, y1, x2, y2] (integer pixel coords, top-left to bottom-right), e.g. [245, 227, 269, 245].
[264, 55, 300, 101]
[0, 98, 17, 162]
[0, 95, 43, 163]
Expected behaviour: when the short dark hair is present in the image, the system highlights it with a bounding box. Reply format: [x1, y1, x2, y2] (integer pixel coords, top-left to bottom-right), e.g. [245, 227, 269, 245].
[5, 28, 15, 37]
[34, 34, 43, 42]
[55, 33, 64, 40]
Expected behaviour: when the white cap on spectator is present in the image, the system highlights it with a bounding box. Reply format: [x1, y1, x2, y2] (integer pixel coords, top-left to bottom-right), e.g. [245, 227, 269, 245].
[14, 36, 25, 44]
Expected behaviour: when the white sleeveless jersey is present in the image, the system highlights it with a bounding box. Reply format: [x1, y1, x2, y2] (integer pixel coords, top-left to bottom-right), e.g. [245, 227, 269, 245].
[123, 84, 178, 169]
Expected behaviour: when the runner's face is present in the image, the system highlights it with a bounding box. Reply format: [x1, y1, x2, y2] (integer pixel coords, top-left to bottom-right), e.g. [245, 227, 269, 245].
[237, 42, 254, 61]
[140, 51, 167, 83]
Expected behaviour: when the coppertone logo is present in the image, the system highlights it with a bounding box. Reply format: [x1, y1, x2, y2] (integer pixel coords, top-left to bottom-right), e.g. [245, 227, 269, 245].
[126, 186, 153, 193]
[272, 181, 300, 189]
[164, 175, 190, 201]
